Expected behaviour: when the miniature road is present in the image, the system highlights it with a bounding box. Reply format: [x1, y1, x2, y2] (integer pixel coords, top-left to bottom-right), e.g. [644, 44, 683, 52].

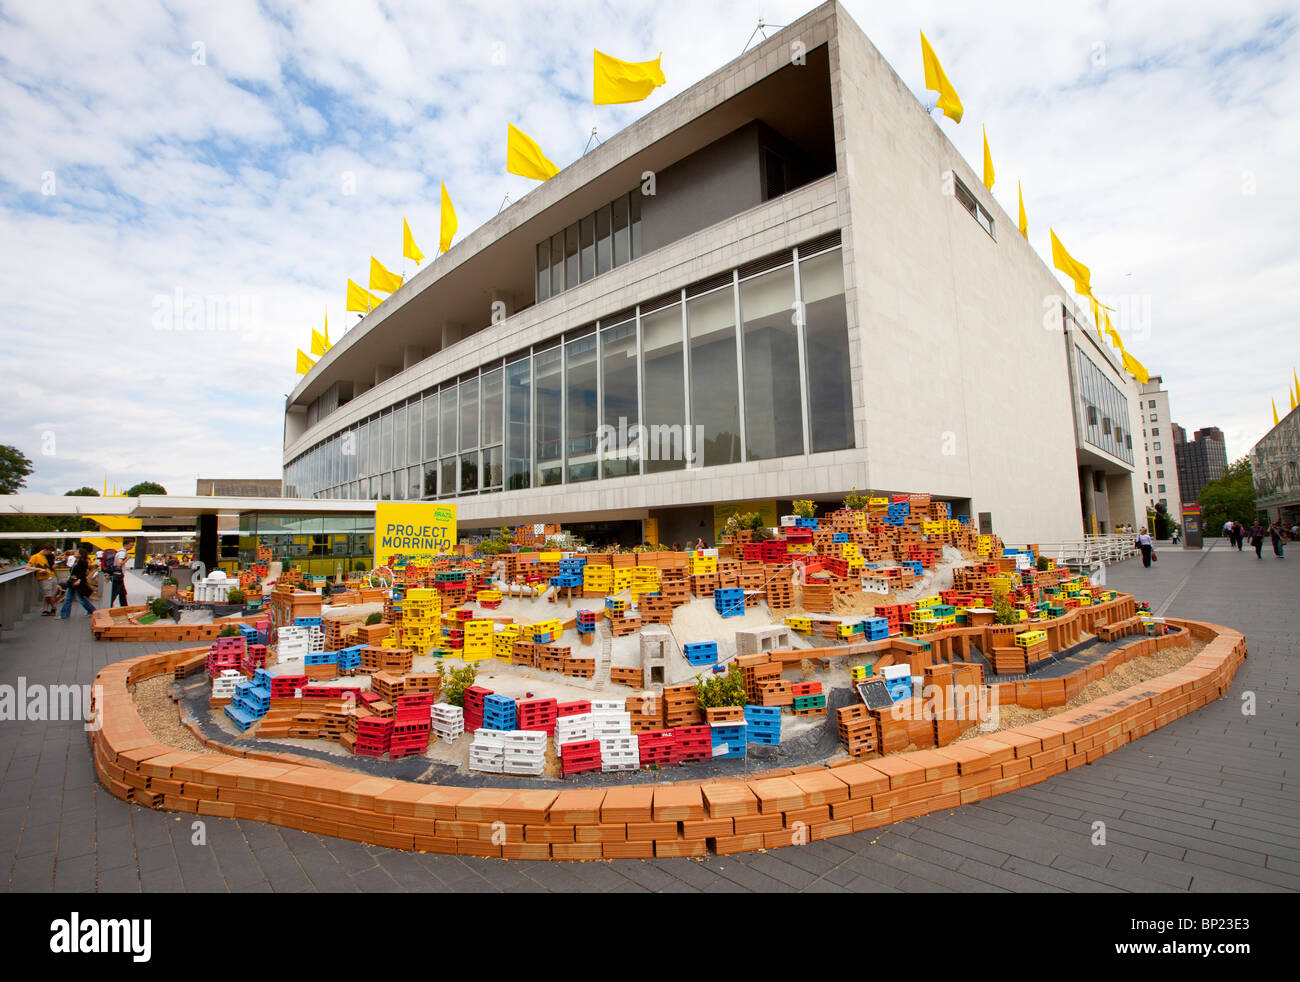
[3, 540, 1296, 893]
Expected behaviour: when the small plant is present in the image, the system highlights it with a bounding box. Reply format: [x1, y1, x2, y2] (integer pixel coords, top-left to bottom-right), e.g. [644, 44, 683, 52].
[1036, 555, 1050, 571]
[693, 664, 748, 710]
[993, 593, 1019, 625]
[843, 488, 868, 510]
[435, 660, 478, 708]
[792, 499, 817, 519]
[162, 576, 178, 586]
[149, 597, 171, 618]
[226, 587, 245, 605]
[218, 624, 240, 637]
[365, 611, 384, 625]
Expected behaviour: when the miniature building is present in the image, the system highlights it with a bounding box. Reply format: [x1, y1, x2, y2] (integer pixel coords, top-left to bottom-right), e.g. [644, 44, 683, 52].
[639, 627, 670, 689]
[734, 624, 792, 656]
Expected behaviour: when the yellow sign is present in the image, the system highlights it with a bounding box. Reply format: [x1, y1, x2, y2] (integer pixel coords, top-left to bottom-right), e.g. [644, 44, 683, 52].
[643, 518, 658, 547]
[374, 502, 458, 567]
[712, 500, 779, 543]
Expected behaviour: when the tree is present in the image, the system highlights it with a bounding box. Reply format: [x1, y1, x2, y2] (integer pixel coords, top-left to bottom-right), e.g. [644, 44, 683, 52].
[1199, 457, 1256, 536]
[125, 481, 167, 496]
[0, 444, 34, 495]
[65, 487, 100, 497]
[1154, 501, 1173, 540]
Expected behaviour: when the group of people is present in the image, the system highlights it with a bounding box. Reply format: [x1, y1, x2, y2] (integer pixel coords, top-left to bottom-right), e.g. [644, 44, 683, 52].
[25, 542, 133, 618]
[1222, 519, 1291, 559]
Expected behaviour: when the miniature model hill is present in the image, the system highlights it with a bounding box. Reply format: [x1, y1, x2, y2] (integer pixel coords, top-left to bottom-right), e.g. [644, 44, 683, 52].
[91, 495, 1246, 860]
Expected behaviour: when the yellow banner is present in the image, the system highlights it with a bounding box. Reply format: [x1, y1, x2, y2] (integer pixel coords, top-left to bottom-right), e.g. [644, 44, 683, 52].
[374, 502, 458, 567]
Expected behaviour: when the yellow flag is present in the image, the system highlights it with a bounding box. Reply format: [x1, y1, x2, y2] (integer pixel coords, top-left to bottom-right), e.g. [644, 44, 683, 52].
[920, 31, 963, 123]
[593, 49, 666, 105]
[1291, 386, 1298, 412]
[1274, 398, 1281, 426]
[346, 278, 383, 313]
[439, 182, 457, 253]
[982, 126, 994, 190]
[310, 329, 329, 357]
[296, 349, 313, 375]
[507, 122, 559, 181]
[1121, 349, 1149, 385]
[1293, 368, 1299, 405]
[1017, 182, 1028, 239]
[369, 256, 403, 294]
[1050, 230, 1092, 297]
[322, 309, 330, 348]
[403, 217, 424, 265]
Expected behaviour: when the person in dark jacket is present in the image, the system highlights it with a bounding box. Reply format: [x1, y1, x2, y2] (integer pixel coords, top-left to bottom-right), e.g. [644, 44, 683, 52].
[1269, 521, 1286, 558]
[1136, 530, 1154, 567]
[59, 547, 97, 618]
[1249, 522, 1266, 559]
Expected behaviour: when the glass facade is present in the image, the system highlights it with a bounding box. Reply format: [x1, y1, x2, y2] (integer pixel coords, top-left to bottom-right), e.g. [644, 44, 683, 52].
[283, 243, 854, 500]
[537, 189, 643, 302]
[1074, 344, 1134, 464]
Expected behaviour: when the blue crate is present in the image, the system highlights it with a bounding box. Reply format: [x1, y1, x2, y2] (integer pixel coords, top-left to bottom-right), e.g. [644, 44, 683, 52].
[224, 705, 258, 731]
[576, 621, 595, 634]
[862, 616, 890, 640]
[832, 533, 849, 543]
[747, 731, 781, 746]
[795, 516, 819, 529]
[743, 705, 781, 722]
[710, 723, 746, 743]
[558, 558, 586, 572]
[532, 631, 554, 644]
[294, 616, 322, 627]
[304, 652, 338, 666]
[683, 641, 718, 666]
[253, 668, 272, 688]
[234, 680, 253, 696]
[885, 678, 913, 702]
[903, 561, 923, 575]
[957, 514, 971, 524]
[884, 516, 904, 527]
[336, 645, 363, 671]
[549, 574, 583, 588]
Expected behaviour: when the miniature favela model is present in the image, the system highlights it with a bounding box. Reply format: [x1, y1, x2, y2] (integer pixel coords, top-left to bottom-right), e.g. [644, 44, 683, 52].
[90, 493, 1245, 861]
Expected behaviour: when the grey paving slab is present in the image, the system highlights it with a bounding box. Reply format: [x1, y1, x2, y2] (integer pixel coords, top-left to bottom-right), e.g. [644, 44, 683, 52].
[1, 539, 1295, 892]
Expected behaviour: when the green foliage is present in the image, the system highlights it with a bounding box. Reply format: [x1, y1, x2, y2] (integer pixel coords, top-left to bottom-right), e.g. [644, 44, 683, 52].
[993, 594, 1019, 625]
[842, 488, 869, 510]
[1153, 501, 1173, 540]
[149, 597, 171, 618]
[124, 481, 167, 496]
[64, 487, 100, 496]
[218, 625, 240, 637]
[162, 577, 178, 586]
[1199, 457, 1257, 535]
[0, 444, 34, 495]
[225, 588, 245, 605]
[435, 660, 477, 708]
[353, 561, 367, 571]
[723, 511, 770, 540]
[792, 499, 817, 519]
[365, 611, 384, 625]
[693, 664, 748, 710]
[1036, 555, 1050, 571]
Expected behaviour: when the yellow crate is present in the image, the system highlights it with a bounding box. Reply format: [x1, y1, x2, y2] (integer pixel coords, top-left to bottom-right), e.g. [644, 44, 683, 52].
[914, 595, 942, 609]
[868, 497, 888, 508]
[538, 551, 562, 562]
[464, 620, 493, 638]
[841, 542, 860, 558]
[910, 608, 935, 621]
[689, 558, 717, 575]
[784, 616, 812, 632]
[850, 665, 869, 681]
[476, 589, 502, 604]
[1014, 630, 1047, 647]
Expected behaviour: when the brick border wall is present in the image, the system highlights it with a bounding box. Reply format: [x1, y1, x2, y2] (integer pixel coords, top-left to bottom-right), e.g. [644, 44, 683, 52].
[88, 617, 1245, 861]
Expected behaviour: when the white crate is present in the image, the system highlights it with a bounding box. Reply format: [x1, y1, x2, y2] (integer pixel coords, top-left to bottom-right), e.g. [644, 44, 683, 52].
[503, 759, 544, 776]
[433, 725, 463, 745]
[501, 729, 546, 747]
[432, 703, 464, 723]
[599, 735, 639, 753]
[589, 700, 624, 714]
[468, 756, 504, 774]
[601, 759, 638, 773]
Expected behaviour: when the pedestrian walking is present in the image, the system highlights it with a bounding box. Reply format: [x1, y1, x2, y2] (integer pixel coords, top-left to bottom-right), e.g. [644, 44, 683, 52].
[1232, 521, 1245, 551]
[25, 543, 59, 616]
[1269, 521, 1286, 559]
[109, 545, 130, 607]
[1222, 519, 1233, 544]
[1136, 529, 1154, 568]
[59, 547, 97, 618]
[1249, 522, 1266, 559]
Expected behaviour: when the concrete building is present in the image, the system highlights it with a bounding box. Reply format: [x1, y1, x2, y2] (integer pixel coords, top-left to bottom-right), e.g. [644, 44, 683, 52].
[280, 2, 1144, 545]
[1250, 406, 1300, 527]
[1137, 376, 1183, 525]
[1172, 424, 1227, 506]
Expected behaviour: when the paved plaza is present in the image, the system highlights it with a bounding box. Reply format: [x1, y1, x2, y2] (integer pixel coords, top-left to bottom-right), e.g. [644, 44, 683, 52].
[2, 541, 1295, 893]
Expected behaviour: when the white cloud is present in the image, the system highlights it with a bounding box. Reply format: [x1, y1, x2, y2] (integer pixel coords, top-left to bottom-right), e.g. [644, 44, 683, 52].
[0, 0, 1296, 498]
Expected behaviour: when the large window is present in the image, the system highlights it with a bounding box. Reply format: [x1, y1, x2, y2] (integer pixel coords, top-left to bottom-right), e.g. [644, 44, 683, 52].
[740, 264, 802, 460]
[687, 284, 741, 466]
[600, 317, 639, 478]
[534, 344, 563, 486]
[287, 241, 858, 498]
[537, 190, 643, 302]
[800, 249, 854, 453]
[505, 358, 531, 490]
[565, 332, 599, 482]
[641, 301, 686, 474]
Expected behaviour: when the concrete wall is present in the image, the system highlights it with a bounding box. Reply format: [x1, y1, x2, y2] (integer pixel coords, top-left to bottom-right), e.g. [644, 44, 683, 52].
[640, 123, 763, 254]
[832, 9, 1087, 543]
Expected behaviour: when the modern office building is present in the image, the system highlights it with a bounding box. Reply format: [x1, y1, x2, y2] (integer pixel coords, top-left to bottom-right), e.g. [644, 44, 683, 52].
[1172, 424, 1228, 505]
[281, 1, 1144, 545]
[1136, 376, 1183, 525]
[197, 478, 283, 498]
[1251, 405, 1300, 527]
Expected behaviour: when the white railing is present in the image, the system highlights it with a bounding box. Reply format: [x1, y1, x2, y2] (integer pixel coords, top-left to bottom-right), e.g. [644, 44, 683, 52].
[1032, 534, 1139, 570]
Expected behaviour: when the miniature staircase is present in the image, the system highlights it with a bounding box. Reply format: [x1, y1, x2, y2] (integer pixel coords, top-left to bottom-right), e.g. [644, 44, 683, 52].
[593, 624, 613, 687]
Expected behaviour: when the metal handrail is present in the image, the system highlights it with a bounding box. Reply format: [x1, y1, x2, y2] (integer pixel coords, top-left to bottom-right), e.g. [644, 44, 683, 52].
[1032, 534, 1140, 570]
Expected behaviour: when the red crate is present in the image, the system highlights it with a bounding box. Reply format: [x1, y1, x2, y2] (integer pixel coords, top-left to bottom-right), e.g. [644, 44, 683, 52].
[560, 739, 601, 777]
[557, 700, 591, 717]
[791, 681, 823, 697]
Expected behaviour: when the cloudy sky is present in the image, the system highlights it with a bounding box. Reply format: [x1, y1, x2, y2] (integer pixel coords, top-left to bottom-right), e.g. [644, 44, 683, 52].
[1, 0, 1296, 495]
